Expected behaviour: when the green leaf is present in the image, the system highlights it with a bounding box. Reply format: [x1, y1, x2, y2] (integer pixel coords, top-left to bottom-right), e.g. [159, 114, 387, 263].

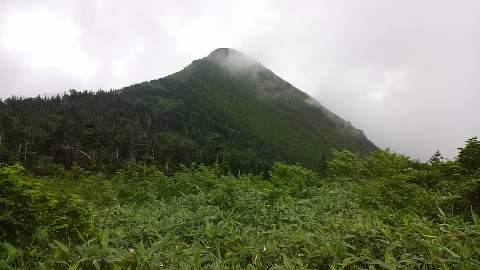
[472, 209, 480, 225]
[282, 254, 291, 266]
[38, 262, 47, 270]
[342, 257, 353, 267]
[385, 252, 391, 263]
[461, 245, 470, 258]
[0, 260, 15, 270]
[442, 246, 460, 258]
[137, 241, 147, 258]
[438, 207, 446, 220]
[113, 264, 121, 270]
[439, 259, 450, 270]
[29, 248, 38, 256]
[193, 249, 200, 268]
[3, 242, 17, 256]
[77, 229, 85, 241]
[54, 240, 69, 253]
[385, 241, 401, 252]
[68, 261, 80, 270]
[385, 225, 391, 237]
[101, 229, 110, 247]
[402, 228, 411, 238]
[53, 248, 62, 259]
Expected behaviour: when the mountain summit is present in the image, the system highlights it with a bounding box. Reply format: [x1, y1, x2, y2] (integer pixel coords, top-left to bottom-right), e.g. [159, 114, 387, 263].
[206, 48, 262, 70]
[166, 48, 377, 168]
[0, 48, 377, 173]
[204, 48, 371, 140]
[207, 48, 244, 58]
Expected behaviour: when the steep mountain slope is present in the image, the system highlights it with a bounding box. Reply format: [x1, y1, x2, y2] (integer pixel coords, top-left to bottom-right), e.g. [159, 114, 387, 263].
[0, 48, 376, 174]
[163, 48, 376, 165]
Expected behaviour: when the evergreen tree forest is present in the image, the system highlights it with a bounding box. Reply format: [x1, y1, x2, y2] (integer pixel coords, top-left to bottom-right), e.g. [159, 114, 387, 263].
[0, 87, 282, 176]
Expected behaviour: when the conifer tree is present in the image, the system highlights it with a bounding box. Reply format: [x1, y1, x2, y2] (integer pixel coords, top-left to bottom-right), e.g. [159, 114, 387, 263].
[457, 137, 480, 173]
[428, 149, 443, 164]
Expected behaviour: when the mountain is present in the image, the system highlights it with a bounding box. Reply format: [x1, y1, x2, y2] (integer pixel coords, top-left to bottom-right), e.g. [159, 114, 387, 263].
[0, 48, 376, 174]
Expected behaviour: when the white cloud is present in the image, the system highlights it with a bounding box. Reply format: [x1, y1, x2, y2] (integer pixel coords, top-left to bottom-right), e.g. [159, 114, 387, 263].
[0, 6, 95, 78]
[0, 0, 478, 160]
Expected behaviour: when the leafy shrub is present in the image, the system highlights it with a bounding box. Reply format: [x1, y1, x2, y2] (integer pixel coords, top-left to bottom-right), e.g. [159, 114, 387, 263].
[362, 149, 422, 178]
[327, 149, 363, 180]
[269, 162, 319, 196]
[115, 165, 172, 204]
[357, 174, 441, 216]
[457, 137, 480, 174]
[172, 164, 222, 195]
[0, 164, 93, 245]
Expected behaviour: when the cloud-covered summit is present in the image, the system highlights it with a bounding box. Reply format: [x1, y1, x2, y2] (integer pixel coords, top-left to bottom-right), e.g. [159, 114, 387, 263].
[207, 48, 263, 74]
[206, 48, 370, 141]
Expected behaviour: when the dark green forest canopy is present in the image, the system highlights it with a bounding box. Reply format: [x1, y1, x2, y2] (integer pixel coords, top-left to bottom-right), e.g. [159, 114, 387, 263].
[0, 49, 376, 174]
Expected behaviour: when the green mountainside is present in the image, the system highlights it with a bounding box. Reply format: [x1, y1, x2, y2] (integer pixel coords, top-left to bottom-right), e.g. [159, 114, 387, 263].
[0, 48, 376, 174]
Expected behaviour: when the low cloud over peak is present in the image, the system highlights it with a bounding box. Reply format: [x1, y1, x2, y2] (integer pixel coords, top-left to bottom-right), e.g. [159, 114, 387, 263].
[0, 0, 478, 161]
[207, 48, 263, 75]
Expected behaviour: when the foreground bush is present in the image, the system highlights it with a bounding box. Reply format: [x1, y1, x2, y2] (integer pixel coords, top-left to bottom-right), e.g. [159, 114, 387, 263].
[2, 178, 480, 269]
[0, 164, 93, 245]
[3, 142, 480, 269]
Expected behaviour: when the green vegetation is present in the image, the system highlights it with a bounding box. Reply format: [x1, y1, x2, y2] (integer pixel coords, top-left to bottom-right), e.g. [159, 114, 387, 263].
[1, 49, 478, 268]
[0, 49, 376, 176]
[1, 137, 480, 269]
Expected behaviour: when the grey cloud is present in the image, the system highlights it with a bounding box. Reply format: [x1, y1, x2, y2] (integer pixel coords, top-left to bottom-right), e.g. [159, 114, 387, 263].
[208, 48, 262, 75]
[0, 0, 479, 161]
[305, 97, 366, 139]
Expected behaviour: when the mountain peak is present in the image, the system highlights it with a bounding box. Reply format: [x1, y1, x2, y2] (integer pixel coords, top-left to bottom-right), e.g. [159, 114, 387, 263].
[207, 48, 244, 59]
[206, 48, 262, 74]
[208, 48, 232, 57]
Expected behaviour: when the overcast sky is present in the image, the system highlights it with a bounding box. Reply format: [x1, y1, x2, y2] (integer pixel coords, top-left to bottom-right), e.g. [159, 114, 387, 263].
[1, 0, 479, 161]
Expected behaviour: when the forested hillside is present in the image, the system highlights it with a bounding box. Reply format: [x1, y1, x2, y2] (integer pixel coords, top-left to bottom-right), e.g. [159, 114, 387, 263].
[0, 49, 376, 176]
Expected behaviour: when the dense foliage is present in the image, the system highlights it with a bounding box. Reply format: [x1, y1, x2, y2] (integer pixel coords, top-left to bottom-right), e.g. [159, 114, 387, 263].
[0, 164, 92, 246]
[1, 137, 480, 269]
